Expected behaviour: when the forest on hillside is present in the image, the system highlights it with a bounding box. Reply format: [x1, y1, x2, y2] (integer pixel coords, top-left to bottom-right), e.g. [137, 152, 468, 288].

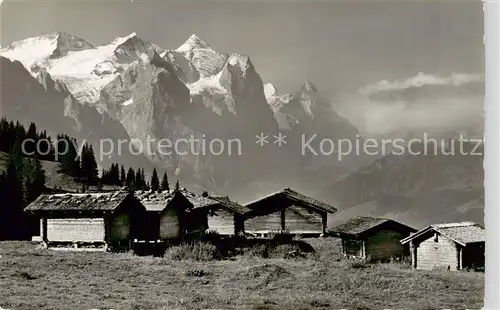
[0, 117, 172, 240]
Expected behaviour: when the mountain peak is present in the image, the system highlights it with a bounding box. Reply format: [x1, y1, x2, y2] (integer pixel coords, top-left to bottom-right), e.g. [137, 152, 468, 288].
[263, 83, 278, 97]
[301, 80, 318, 93]
[176, 34, 210, 52]
[264, 83, 277, 94]
[0, 31, 94, 67]
[112, 32, 140, 46]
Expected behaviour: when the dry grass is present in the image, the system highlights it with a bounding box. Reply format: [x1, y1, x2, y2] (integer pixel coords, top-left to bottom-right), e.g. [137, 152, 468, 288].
[0, 239, 484, 310]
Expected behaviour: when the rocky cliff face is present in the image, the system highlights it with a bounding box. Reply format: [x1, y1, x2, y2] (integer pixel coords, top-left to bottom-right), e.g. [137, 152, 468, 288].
[0, 32, 363, 192]
[0, 56, 154, 172]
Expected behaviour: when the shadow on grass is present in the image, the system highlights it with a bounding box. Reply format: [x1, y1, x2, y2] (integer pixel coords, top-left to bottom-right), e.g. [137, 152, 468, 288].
[133, 233, 315, 260]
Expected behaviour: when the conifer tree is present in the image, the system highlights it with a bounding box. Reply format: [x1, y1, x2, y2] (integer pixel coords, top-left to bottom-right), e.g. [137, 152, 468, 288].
[0, 156, 26, 239]
[0, 118, 10, 153]
[80, 143, 98, 185]
[135, 169, 144, 190]
[150, 168, 159, 192]
[24, 158, 46, 204]
[175, 180, 180, 191]
[120, 165, 126, 185]
[141, 169, 146, 188]
[58, 135, 81, 177]
[25, 122, 38, 157]
[111, 164, 120, 185]
[160, 172, 169, 192]
[126, 167, 135, 189]
[38, 131, 55, 161]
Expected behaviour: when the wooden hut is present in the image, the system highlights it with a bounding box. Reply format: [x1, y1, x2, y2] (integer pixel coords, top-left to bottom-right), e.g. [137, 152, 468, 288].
[135, 189, 217, 243]
[202, 194, 251, 235]
[328, 217, 417, 261]
[244, 188, 337, 237]
[400, 222, 485, 270]
[24, 191, 145, 251]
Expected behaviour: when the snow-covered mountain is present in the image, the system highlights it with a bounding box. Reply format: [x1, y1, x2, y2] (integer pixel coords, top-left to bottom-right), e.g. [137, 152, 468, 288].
[0, 32, 362, 193]
[1, 32, 163, 105]
[0, 56, 154, 173]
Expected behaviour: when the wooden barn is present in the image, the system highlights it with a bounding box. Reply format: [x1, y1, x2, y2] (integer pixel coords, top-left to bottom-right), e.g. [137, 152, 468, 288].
[135, 189, 217, 243]
[201, 194, 251, 235]
[328, 217, 417, 261]
[400, 222, 485, 271]
[24, 191, 145, 251]
[244, 188, 337, 237]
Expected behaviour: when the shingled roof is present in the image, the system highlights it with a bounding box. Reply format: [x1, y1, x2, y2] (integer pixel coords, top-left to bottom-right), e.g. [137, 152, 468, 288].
[245, 188, 337, 214]
[24, 191, 132, 213]
[207, 195, 251, 214]
[401, 222, 485, 246]
[135, 190, 175, 211]
[329, 216, 417, 238]
[180, 188, 220, 209]
[135, 188, 219, 212]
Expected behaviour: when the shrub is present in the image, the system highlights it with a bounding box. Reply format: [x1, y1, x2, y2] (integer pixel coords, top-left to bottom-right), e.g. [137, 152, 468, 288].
[185, 269, 210, 277]
[268, 244, 307, 259]
[200, 230, 221, 243]
[346, 257, 372, 269]
[164, 242, 221, 261]
[240, 244, 269, 258]
[349, 260, 369, 269]
[239, 242, 309, 259]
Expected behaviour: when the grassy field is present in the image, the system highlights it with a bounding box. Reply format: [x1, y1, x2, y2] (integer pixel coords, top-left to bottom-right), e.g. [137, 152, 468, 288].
[0, 239, 484, 310]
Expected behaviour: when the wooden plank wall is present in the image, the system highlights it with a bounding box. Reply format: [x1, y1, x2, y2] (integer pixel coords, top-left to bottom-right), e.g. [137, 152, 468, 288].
[284, 205, 323, 234]
[159, 206, 181, 240]
[207, 209, 235, 235]
[46, 218, 105, 242]
[364, 229, 407, 260]
[343, 239, 363, 257]
[245, 209, 282, 234]
[109, 212, 131, 242]
[415, 233, 458, 270]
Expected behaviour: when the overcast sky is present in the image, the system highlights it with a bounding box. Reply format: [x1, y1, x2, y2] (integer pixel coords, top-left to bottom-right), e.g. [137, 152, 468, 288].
[1, 0, 484, 96]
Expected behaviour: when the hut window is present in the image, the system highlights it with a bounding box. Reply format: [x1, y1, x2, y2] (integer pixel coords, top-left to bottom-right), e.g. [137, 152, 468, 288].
[433, 233, 439, 242]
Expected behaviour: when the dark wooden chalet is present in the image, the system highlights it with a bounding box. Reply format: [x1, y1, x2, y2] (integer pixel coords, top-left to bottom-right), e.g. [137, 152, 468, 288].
[328, 217, 417, 261]
[24, 191, 145, 251]
[244, 188, 337, 237]
[201, 194, 251, 235]
[135, 189, 217, 243]
[400, 222, 485, 271]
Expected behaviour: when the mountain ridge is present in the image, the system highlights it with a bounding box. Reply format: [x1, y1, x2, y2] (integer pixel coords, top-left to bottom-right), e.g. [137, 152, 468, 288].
[1, 32, 363, 193]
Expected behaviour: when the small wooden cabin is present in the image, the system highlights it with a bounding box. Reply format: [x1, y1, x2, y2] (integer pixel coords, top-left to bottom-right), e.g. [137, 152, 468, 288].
[244, 188, 337, 237]
[24, 191, 145, 251]
[135, 189, 217, 243]
[328, 217, 417, 261]
[202, 194, 251, 235]
[400, 222, 485, 271]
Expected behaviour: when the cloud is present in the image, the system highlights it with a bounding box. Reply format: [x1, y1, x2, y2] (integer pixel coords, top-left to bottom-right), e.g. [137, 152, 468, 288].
[359, 72, 483, 96]
[333, 73, 484, 138]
